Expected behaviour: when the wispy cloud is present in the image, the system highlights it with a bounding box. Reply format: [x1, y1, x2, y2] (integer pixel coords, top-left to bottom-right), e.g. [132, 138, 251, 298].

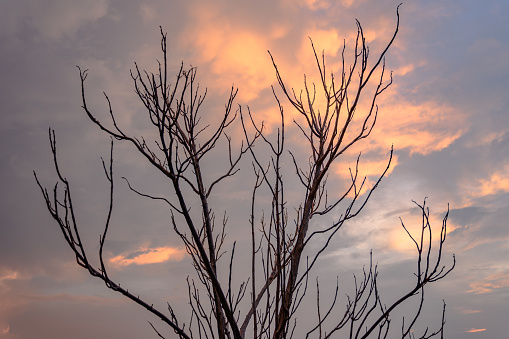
[467, 271, 509, 294]
[0, 270, 20, 282]
[372, 91, 466, 156]
[457, 308, 482, 315]
[1, 322, 9, 335]
[465, 328, 486, 333]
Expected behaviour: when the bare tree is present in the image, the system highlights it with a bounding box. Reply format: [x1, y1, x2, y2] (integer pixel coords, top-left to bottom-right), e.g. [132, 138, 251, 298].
[35, 6, 455, 339]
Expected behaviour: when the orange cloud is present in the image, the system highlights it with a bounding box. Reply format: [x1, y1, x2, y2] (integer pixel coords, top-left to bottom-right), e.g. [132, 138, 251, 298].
[290, 24, 383, 92]
[0, 270, 20, 282]
[333, 151, 397, 197]
[273, 66, 464, 180]
[176, 2, 464, 185]
[472, 165, 509, 197]
[182, 5, 276, 102]
[336, 153, 396, 176]
[339, 0, 364, 8]
[466, 328, 486, 333]
[299, 29, 343, 59]
[110, 246, 186, 267]
[385, 209, 458, 254]
[393, 63, 418, 76]
[467, 272, 509, 294]
[371, 91, 465, 155]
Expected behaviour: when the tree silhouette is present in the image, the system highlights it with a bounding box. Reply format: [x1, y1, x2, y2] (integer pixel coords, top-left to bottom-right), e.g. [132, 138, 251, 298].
[35, 6, 455, 338]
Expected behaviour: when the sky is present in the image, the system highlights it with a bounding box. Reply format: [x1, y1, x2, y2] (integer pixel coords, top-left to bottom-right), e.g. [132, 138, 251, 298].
[0, 0, 508, 338]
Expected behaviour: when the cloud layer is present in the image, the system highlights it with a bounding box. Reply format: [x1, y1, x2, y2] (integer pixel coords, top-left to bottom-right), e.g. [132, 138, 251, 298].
[1, 0, 508, 337]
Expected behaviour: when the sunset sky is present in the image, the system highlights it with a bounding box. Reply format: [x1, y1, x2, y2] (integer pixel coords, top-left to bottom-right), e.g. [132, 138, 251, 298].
[1, 0, 508, 338]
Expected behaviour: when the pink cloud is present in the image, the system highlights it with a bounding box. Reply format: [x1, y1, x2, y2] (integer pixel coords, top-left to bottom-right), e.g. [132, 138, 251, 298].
[468, 271, 509, 294]
[465, 328, 486, 333]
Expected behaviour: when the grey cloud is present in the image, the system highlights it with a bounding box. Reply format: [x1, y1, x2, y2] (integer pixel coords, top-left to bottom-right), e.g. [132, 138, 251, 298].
[0, 0, 109, 41]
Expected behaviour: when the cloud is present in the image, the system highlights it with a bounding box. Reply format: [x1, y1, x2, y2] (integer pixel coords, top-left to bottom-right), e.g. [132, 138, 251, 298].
[109, 246, 186, 267]
[139, 3, 157, 24]
[181, 3, 276, 102]
[0, 270, 21, 283]
[446, 200, 509, 261]
[457, 308, 482, 314]
[0, 0, 507, 337]
[299, 0, 331, 11]
[465, 131, 507, 148]
[268, 55, 465, 186]
[465, 328, 486, 333]
[385, 209, 454, 254]
[467, 271, 509, 294]
[333, 151, 397, 197]
[372, 91, 466, 156]
[283, 0, 367, 12]
[470, 165, 509, 197]
[1, 322, 9, 335]
[393, 63, 417, 77]
[0, 0, 109, 41]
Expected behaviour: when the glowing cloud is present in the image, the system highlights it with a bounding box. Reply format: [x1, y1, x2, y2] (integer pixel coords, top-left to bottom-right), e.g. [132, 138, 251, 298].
[386, 210, 458, 254]
[110, 246, 186, 267]
[298, 28, 342, 59]
[393, 64, 416, 76]
[465, 328, 486, 333]
[334, 152, 398, 197]
[472, 165, 509, 197]
[182, 5, 275, 102]
[371, 92, 465, 155]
